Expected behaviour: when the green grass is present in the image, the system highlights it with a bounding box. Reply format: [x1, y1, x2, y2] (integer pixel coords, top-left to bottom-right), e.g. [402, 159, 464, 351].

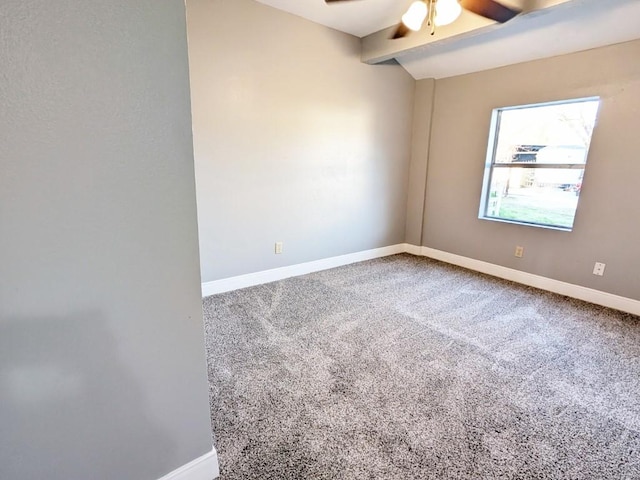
[493, 194, 577, 229]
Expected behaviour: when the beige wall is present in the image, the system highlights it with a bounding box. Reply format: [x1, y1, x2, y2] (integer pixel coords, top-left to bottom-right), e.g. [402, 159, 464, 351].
[418, 39, 640, 301]
[186, 0, 415, 282]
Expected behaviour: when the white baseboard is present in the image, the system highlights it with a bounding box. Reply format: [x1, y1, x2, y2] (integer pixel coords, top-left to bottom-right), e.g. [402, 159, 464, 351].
[404, 243, 423, 256]
[158, 447, 219, 480]
[200, 243, 640, 317]
[417, 246, 640, 317]
[201, 244, 408, 296]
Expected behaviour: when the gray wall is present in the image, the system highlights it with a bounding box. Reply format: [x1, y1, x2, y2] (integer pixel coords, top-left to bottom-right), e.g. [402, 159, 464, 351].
[405, 79, 436, 246]
[418, 39, 640, 301]
[186, 0, 415, 282]
[0, 1, 214, 479]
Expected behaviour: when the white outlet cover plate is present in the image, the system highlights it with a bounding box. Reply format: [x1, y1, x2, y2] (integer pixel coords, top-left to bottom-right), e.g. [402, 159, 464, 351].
[593, 262, 606, 276]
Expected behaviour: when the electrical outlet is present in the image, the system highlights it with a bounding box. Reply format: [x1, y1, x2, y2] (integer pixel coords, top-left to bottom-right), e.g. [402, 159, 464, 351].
[514, 246, 524, 258]
[275, 242, 283, 254]
[593, 262, 606, 276]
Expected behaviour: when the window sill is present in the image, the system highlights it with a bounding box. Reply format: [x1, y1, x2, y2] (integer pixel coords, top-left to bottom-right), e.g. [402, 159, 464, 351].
[479, 215, 573, 232]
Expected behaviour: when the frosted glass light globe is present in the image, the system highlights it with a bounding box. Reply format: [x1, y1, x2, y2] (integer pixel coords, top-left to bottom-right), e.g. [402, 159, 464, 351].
[435, 0, 462, 26]
[402, 1, 428, 31]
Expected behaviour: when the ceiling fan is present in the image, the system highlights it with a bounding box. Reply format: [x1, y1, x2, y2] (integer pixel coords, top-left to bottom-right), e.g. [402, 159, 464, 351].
[325, 0, 521, 39]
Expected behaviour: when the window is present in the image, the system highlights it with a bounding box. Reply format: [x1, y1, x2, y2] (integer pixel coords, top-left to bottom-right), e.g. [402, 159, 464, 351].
[479, 97, 600, 230]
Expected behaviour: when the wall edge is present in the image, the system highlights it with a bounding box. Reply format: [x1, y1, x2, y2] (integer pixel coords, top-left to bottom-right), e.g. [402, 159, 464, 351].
[157, 447, 219, 480]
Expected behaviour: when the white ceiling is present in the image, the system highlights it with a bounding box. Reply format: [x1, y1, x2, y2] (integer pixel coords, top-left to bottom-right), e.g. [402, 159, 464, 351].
[256, 0, 417, 38]
[255, 0, 640, 79]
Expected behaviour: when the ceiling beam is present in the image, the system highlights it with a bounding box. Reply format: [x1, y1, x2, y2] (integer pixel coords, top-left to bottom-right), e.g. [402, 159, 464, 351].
[360, 0, 572, 65]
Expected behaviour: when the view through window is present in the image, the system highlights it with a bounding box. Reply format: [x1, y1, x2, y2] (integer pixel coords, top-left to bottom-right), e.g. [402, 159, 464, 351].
[479, 97, 600, 230]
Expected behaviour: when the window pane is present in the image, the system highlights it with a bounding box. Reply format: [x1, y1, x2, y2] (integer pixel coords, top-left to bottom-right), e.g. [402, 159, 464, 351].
[480, 97, 600, 230]
[485, 167, 584, 229]
[494, 100, 599, 164]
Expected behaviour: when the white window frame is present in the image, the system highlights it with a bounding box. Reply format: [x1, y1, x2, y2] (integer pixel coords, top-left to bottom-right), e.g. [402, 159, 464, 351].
[478, 97, 600, 231]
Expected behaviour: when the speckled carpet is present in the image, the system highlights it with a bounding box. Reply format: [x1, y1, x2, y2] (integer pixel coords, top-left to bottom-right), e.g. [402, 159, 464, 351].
[203, 254, 640, 479]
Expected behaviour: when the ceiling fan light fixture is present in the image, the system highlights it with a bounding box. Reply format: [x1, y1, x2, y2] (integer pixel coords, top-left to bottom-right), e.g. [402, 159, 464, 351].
[402, 1, 428, 32]
[434, 0, 462, 26]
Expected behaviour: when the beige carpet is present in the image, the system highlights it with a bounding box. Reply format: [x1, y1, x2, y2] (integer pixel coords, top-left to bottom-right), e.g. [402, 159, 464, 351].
[203, 254, 640, 479]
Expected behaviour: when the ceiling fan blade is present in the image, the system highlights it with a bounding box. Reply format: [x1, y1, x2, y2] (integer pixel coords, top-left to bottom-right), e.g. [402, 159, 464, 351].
[459, 0, 520, 23]
[391, 22, 410, 40]
[325, 0, 359, 3]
